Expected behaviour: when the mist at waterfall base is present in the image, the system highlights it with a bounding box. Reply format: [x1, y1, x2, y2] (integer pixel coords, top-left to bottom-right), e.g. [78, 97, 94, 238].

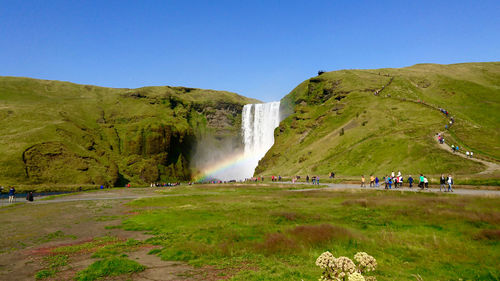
[193, 102, 281, 182]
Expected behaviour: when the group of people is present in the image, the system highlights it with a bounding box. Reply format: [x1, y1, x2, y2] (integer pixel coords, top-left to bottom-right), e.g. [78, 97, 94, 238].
[437, 133, 445, 144]
[361, 171, 454, 192]
[305, 175, 321, 185]
[0, 186, 34, 203]
[437, 132, 474, 159]
[450, 144, 473, 158]
[271, 175, 282, 182]
[439, 107, 455, 130]
[439, 108, 450, 116]
[439, 174, 454, 192]
[149, 182, 181, 187]
[245, 177, 265, 182]
[362, 171, 405, 189]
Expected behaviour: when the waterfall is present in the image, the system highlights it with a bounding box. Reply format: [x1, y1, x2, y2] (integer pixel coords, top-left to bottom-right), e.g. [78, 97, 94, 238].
[197, 101, 280, 181]
[241, 101, 281, 177]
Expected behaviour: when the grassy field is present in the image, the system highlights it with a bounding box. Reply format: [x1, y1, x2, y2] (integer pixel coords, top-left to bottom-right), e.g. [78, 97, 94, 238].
[258, 62, 500, 178]
[0, 185, 498, 280]
[118, 185, 500, 280]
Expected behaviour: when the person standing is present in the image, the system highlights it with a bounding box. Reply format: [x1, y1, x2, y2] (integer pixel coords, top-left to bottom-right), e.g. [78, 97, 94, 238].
[440, 174, 446, 192]
[26, 191, 34, 202]
[361, 175, 366, 187]
[316, 176, 320, 185]
[8, 186, 15, 203]
[447, 174, 453, 192]
[408, 175, 413, 188]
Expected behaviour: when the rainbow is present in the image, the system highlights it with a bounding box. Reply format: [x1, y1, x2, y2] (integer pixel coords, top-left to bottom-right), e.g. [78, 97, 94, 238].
[193, 152, 252, 182]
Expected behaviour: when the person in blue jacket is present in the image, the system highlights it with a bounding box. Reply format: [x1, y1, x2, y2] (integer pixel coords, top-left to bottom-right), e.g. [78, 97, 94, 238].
[408, 175, 413, 188]
[8, 186, 15, 203]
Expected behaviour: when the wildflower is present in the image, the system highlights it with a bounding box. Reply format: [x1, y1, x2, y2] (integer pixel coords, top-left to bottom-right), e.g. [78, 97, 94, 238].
[316, 251, 335, 269]
[354, 252, 377, 272]
[316, 251, 377, 281]
[333, 256, 356, 275]
[348, 272, 365, 281]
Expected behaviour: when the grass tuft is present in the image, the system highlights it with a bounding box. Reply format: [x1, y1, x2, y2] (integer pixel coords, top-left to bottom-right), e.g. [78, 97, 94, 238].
[474, 229, 500, 241]
[75, 257, 145, 281]
[289, 224, 354, 244]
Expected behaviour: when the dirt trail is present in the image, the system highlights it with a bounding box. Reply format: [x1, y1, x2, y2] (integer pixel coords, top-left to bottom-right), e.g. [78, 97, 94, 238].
[0, 188, 202, 281]
[434, 134, 500, 174]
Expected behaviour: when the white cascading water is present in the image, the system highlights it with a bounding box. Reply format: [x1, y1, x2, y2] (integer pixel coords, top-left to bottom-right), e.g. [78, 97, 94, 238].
[241, 101, 281, 177]
[203, 101, 280, 181]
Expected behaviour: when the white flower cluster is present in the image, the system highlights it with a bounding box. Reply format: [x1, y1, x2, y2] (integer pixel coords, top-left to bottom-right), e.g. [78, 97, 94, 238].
[316, 251, 377, 281]
[354, 252, 377, 272]
[316, 251, 335, 269]
[331, 256, 356, 279]
[348, 272, 365, 281]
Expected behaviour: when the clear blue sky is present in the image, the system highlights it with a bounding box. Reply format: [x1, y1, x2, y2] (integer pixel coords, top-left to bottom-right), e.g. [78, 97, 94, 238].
[1, 0, 499, 102]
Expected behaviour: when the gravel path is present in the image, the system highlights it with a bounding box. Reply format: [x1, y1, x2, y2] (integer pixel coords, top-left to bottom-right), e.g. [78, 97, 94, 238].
[1, 182, 499, 208]
[0, 190, 225, 206]
[282, 182, 500, 196]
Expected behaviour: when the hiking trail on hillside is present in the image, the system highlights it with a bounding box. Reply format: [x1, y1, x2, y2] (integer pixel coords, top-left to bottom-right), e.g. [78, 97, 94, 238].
[434, 134, 500, 174]
[370, 73, 499, 175]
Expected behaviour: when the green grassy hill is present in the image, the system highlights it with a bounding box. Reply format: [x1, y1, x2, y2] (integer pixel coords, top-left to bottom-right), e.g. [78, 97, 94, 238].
[0, 77, 258, 188]
[257, 62, 500, 178]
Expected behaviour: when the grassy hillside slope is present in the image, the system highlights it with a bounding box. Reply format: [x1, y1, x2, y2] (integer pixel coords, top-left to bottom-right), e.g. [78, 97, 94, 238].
[0, 77, 258, 188]
[257, 62, 500, 177]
